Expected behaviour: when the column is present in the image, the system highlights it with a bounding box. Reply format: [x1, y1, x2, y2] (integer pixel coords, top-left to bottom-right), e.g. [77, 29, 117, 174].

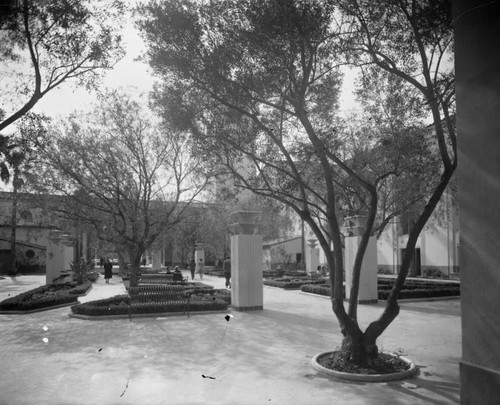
[230, 211, 263, 311]
[454, 1, 500, 402]
[60, 234, 74, 271]
[46, 230, 63, 284]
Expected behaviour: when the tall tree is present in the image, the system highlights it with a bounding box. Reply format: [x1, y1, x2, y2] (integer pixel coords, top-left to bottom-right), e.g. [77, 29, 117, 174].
[137, 0, 454, 366]
[30, 92, 210, 286]
[0, 0, 124, 133]
[337, 0, 456, 349]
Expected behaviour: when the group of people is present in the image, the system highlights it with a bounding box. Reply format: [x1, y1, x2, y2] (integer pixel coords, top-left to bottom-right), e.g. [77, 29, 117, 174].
[100, 255, 232, 287]
[189, 258, 205, 280]
[188, 256, 232, 288]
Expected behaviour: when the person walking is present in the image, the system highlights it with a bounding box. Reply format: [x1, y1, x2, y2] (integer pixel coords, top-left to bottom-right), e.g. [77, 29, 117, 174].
[104, 259, 113, 284]
[196, 258, 205, 280]
[223, 256, 231, 288]
[189, 259, 196, 280]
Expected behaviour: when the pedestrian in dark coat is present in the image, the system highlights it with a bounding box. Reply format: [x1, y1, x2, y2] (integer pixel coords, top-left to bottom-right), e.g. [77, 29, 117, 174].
[189, 259, 196, 280]
[104, 259, 113, 284]
[223, 256, 231, 288]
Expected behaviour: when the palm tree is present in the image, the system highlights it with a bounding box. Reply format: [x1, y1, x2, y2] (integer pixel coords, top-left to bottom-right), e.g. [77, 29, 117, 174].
[0, 135, 26, 275]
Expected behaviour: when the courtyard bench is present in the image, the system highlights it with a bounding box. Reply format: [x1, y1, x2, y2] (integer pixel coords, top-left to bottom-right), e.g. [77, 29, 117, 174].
[128, 284, 190, 320]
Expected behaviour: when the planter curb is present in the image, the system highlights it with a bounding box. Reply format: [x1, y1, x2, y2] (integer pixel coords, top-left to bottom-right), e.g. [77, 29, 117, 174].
[311, 351, 418, 382]
[69, 309, 229, 321]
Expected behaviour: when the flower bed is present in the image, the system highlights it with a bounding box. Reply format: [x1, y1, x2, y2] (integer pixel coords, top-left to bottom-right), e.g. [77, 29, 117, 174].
[71, 288, 230, 317]
[264, 277, 326, 289]
[0, 281, 92, 312]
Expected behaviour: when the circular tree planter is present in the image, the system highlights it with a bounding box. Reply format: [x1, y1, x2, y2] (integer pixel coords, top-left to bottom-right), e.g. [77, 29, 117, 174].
[311, 352, 418, 382]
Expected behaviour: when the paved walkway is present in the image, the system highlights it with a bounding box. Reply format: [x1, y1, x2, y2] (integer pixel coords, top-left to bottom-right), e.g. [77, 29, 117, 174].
[0, 273, 461, 405]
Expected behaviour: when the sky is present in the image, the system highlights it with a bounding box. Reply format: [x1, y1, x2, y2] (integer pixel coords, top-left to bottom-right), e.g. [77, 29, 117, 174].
[31, 19, 155, 118]
[29, 18, 359, 120]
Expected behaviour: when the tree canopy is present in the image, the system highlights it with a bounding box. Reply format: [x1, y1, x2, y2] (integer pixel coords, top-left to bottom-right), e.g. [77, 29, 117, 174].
[30, 91, 210, 286]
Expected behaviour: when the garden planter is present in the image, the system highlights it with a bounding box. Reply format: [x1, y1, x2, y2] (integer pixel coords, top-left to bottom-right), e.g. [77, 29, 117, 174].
[311, 351, 418, 382]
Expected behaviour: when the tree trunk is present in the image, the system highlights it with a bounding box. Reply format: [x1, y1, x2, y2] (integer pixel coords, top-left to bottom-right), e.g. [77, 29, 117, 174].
[339, 329, 380, 367]
[129, 254, 142, 287]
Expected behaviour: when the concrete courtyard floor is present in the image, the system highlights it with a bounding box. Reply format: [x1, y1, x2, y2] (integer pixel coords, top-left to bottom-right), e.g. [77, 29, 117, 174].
[0, 273, 461, 405]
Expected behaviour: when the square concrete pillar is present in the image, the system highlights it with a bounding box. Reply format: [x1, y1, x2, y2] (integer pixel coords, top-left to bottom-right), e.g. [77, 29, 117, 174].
[344, 236, 378, 304]
[229, 211, 263, 311]
[231, 234, 263, 311]
[46, 230, 63, 285]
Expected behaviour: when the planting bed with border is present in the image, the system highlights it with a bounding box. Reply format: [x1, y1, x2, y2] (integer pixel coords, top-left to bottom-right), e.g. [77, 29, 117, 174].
[0, 281, 92, 313]
[70, 288, 231, 317]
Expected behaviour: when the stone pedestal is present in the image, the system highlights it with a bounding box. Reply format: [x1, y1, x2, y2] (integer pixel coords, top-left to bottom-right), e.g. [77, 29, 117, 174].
[344, 216, 378, 304]
[230, 211, 263, 311]
[306, 239, 320, 276]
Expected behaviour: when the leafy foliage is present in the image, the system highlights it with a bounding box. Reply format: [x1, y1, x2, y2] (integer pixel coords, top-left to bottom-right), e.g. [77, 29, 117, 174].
[70, 256, 96, 285]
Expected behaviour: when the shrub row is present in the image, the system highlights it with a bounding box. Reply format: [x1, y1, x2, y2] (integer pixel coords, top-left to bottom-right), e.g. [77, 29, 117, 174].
[205, 269, 224, 277]
[0, 281, 92, 312]
[300, 284, 459, 300]
[189, 288, 231, 304]
[300, 284, 335, 297]
[378, 278, 459, 288]
[378, 287, 460, 300]
[70, 291, 229, 317]
[263, 270, 308, 278]
[264, 278, 326, 289]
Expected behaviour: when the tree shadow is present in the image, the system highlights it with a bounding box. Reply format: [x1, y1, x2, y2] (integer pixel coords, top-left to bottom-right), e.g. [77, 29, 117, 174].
[249, 308, 337, 332]
[385, 376, 460, 404]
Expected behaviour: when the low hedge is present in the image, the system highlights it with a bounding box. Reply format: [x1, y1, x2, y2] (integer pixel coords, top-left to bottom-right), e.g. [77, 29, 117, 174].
[71, 289, 229, 317]
[377, 278, 459, 288]
[263, 270, 308, 278]
[378, 287, 460, 300]
[0, 281, 92, 312]
[264, 278, 326, 289]
[205, 269, 224, 277]
[301, 284, 335, 297]
[300, 283, 460, 300]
